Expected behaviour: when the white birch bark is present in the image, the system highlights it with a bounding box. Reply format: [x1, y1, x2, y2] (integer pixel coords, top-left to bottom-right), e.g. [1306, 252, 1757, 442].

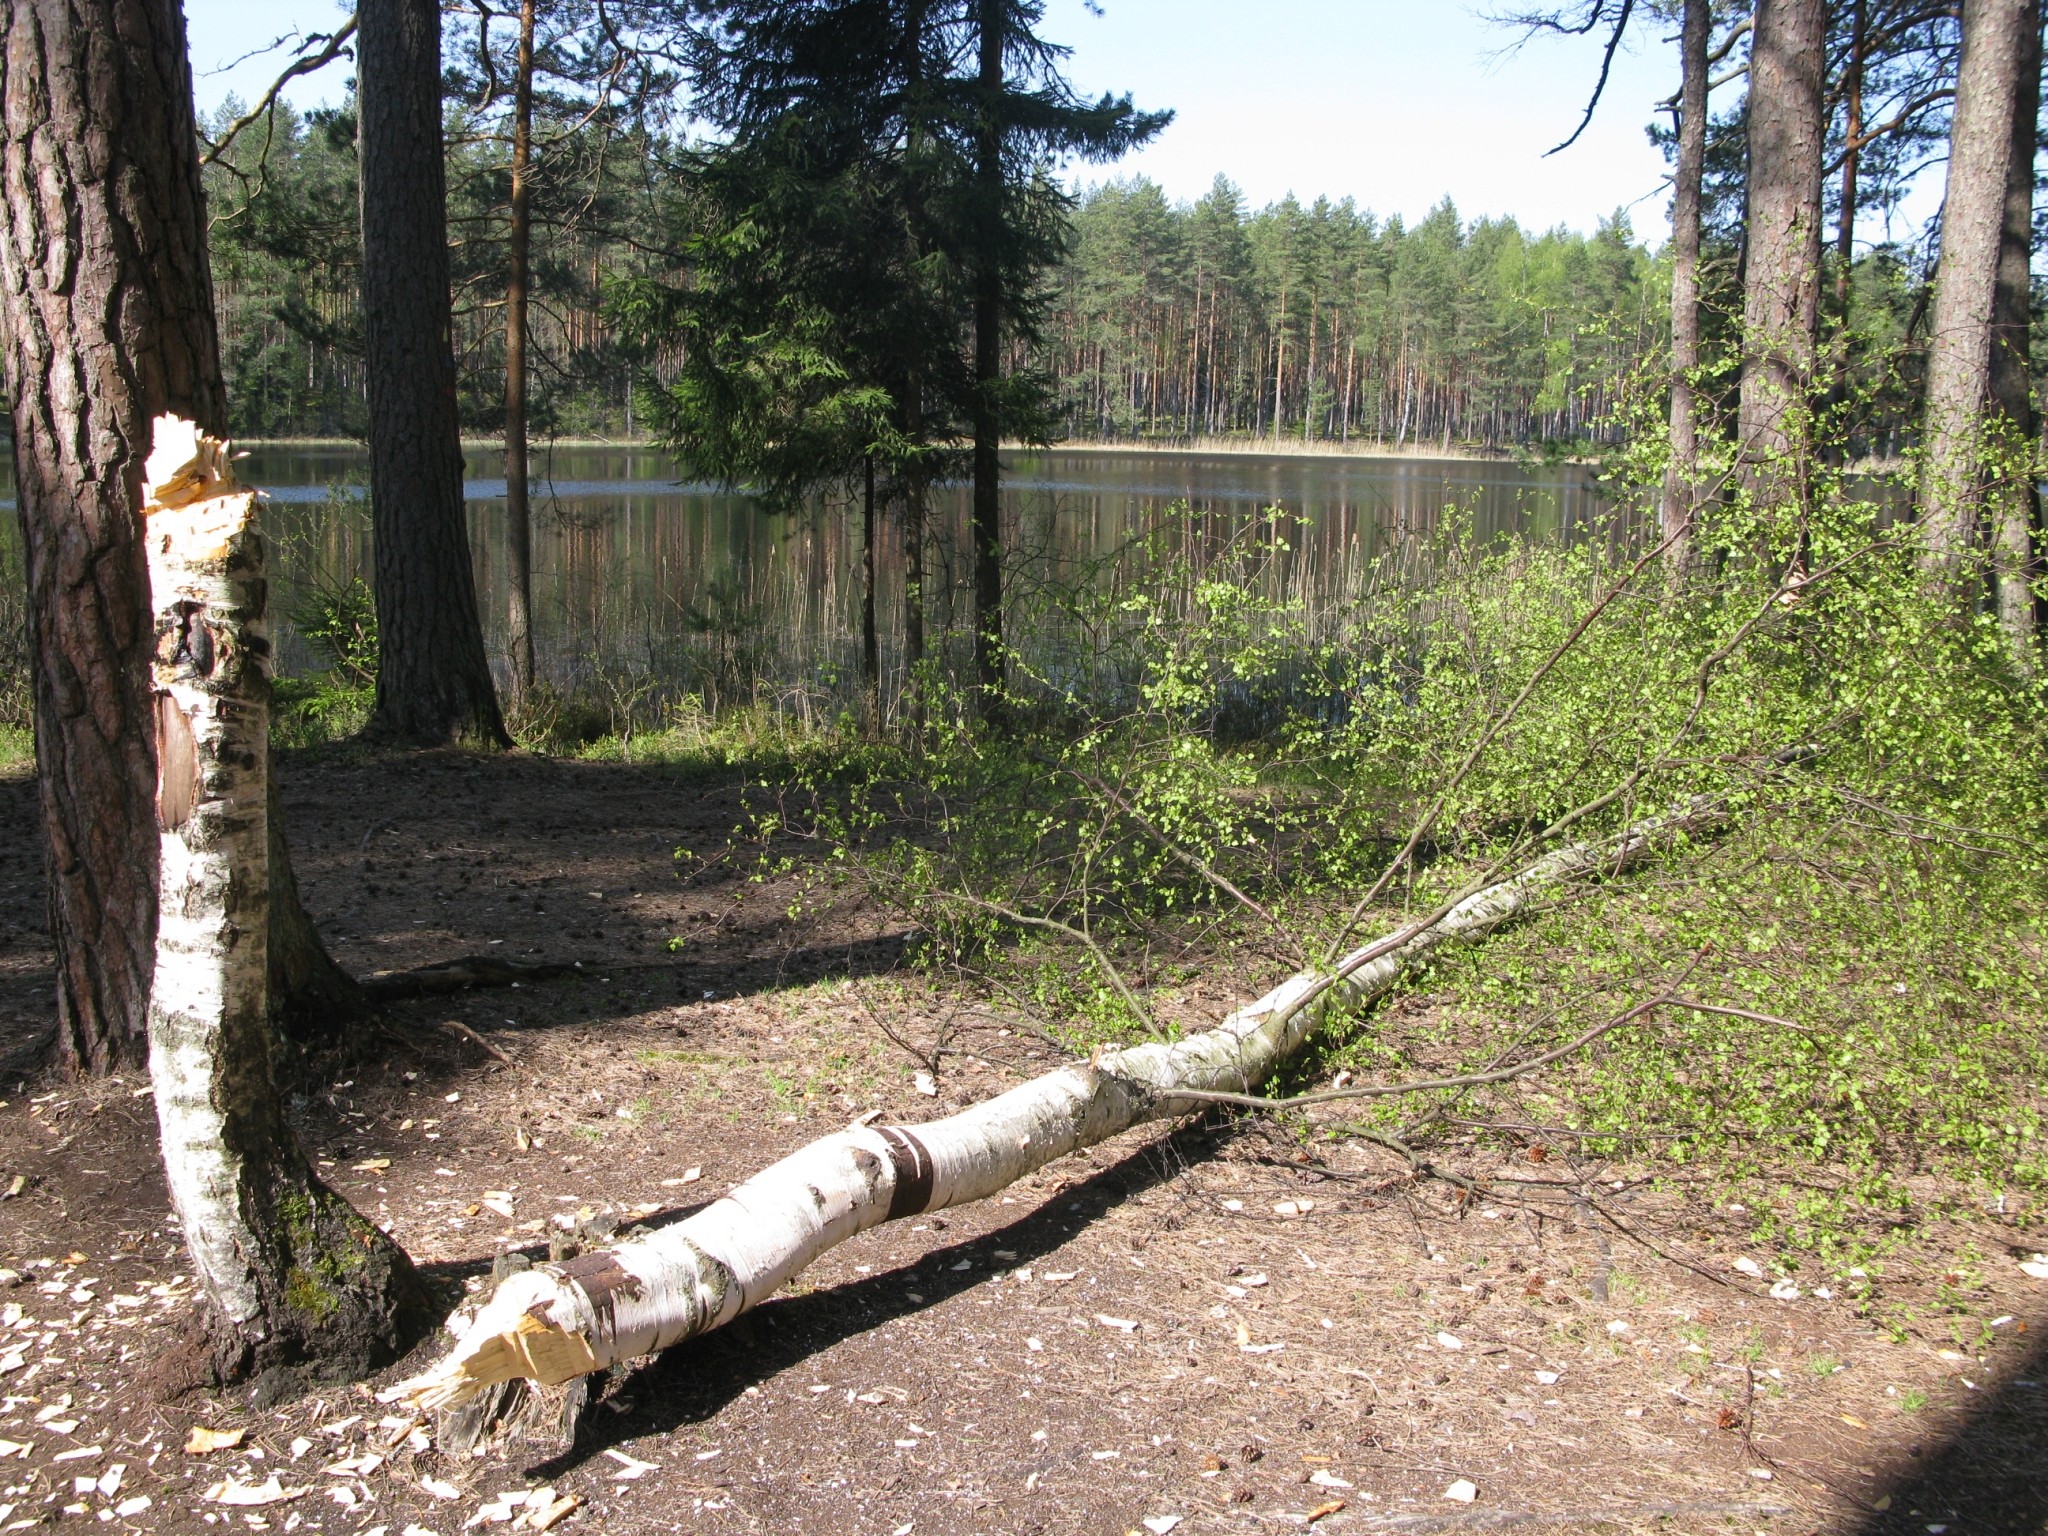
[142, 415, 277, 1334]
[390, 789, 1733, 1418]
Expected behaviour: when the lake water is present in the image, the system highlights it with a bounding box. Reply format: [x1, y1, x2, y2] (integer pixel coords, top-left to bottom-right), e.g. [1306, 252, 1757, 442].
[3, 445, 1615, 710]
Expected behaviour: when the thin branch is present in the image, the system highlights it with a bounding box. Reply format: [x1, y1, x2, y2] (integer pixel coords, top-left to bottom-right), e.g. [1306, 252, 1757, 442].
[1661, 997, 1808, 1032]
[1705, 14, 1753, 68]
[1655, 15, 1753, 109]
[1825, 85, 1956, 171]
[1324, 519, 1686, 965]
[1082, 774, 1289, 937]
[1546, 0, 1637, 156]
[940, 892, 1161, 1039]
[1154, 986, 1683, 1112]
[199, 19, 357, 169]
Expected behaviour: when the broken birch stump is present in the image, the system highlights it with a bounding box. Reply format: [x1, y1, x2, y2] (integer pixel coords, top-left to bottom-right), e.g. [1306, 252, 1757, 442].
[389, 786, 1740, 1430]
[143, 416, 280, 1327]
[143, 415, 420, 1378]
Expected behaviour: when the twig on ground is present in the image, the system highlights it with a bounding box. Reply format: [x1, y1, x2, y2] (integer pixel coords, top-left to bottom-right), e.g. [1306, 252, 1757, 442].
[361, 956, 580, 1002]
[359, 818, 396, 857]
[441, 1020, 514, 1065]
[1577, 1187, 1742, 1291]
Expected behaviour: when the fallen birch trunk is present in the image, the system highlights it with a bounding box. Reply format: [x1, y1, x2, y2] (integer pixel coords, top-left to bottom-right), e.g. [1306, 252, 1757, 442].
[390, 791, 1729, 1420]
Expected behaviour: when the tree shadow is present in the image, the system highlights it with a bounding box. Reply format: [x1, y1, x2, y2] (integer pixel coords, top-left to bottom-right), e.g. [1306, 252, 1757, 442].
[514, 1118, 1216, 1478]
[1847, 1321, 2048, 1536]
[360, 928, 914, 1016]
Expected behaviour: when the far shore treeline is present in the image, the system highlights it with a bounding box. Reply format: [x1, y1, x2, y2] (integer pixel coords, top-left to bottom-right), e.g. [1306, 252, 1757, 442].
[201, 102, 1963, 460]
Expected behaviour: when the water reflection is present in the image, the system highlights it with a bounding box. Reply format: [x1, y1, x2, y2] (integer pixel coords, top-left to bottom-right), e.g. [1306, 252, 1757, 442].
[2, 445, 1617, 706]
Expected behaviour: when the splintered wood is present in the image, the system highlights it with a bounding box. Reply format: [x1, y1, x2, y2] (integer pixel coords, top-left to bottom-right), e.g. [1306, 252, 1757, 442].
[389, 791, 1735, 1430]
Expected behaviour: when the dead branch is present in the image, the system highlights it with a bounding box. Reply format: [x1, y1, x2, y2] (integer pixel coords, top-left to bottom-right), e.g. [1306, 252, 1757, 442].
[199, 20, 357, 169]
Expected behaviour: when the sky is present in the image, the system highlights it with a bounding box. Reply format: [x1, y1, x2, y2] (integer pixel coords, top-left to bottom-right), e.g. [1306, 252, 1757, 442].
[181, 0, 1940, 248]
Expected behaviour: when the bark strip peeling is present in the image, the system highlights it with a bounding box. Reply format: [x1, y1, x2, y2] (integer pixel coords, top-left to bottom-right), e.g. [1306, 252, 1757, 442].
[391, 792, 1731, 1418]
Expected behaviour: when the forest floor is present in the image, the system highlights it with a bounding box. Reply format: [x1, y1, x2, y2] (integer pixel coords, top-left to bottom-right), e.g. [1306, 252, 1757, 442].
[0, 749, 2040, 1536]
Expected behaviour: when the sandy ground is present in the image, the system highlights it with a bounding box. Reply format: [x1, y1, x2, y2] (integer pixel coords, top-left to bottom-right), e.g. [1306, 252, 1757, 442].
[0, 749, 2039, 1536]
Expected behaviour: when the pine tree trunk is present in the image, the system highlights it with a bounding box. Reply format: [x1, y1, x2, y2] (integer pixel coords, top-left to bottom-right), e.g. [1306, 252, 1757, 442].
[1737, 0, 1827, 509]
[0, 0, 360, 1074]
[1659, 0, 1710, 576]
[357, 0, 511, 748]
[143, 418, 425, 1387]
[503, 0, 539, 708]
[1834, 1, 1866, 333]
[391, 788, 1739, 1422]
[1921, 0, 2030, 583]
[1988, 0, 2042, 672]
[1271, 285, 1287, 442]
[862, 454, 880, 721]
[970, 0, 1005, 707]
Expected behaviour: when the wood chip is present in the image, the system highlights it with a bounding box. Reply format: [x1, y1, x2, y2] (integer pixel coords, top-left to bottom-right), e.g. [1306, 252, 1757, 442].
[203, 1476, 306, 1506]
[185, 1425, 245, 1455]
[602, 1448, 657, 1480]
[523, 1491, 581, 1530]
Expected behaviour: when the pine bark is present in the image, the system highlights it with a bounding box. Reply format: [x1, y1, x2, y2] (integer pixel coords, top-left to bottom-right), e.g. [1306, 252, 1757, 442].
[862, 454, 880, 720]
[1921, 0, 2031, 584]
[143, 419, 424, 1387]
[1987, 0, 2042, 671]
[1660, 0, 1711, 575]
[357, 0, 511, 748]
[0, 0, 358, 1073]
[970, 0, 1005, 707]
[391, 789, 1737, 1422]
[503, 0, 539, 707]
[1737, 0, 1828, 507]
[1835, 0, 1866, 328]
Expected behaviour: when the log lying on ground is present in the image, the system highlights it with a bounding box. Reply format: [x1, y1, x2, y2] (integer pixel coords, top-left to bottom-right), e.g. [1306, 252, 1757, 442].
[387, 791, 1731, 1421]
